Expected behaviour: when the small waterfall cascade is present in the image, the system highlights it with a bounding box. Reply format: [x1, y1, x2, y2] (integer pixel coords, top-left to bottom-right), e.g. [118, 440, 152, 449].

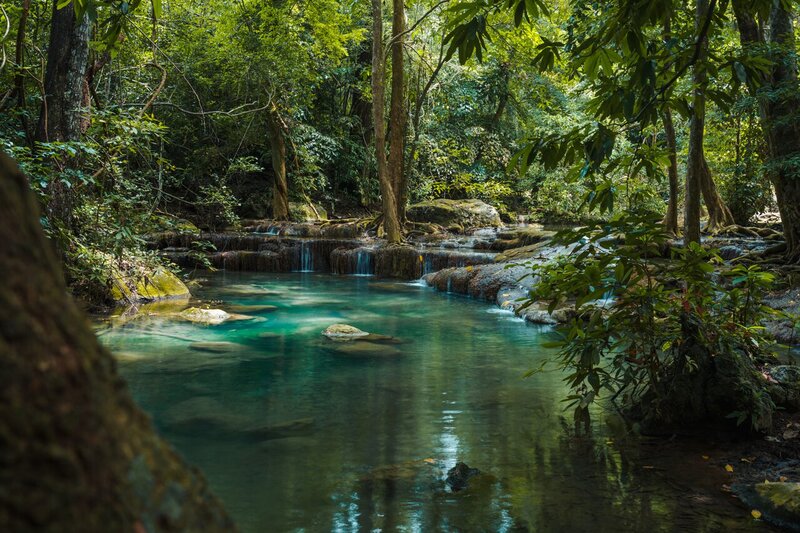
[355, 249, 374, 276]
[299, 241, 314, 272]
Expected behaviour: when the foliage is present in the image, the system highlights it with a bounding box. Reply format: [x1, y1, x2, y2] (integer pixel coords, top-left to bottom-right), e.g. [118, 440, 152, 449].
[527, 208, 779, 430]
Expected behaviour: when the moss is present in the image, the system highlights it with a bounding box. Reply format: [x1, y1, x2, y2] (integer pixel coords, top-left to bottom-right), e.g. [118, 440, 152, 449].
[110, 267, 190, 304]
[735, 482, 800, 531]
[407, 199, 502, 228]
[289, 202, 328, 222]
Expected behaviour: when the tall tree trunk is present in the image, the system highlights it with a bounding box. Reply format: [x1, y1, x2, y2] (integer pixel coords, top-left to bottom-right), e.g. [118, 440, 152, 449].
[684, 0, 711, 244]
[388, 0, 408, 224]
[266, 107, 289, 220]
[14, 0, 33, 146]
[0, 151, 234, 531]
[699, 156, 735, 230]
[351, 43, 375, 206]
[372, 0, 402, 243]
[734, 0, 800, 260]
[36, 3, 91, 232]
[662, 109, 680, 236]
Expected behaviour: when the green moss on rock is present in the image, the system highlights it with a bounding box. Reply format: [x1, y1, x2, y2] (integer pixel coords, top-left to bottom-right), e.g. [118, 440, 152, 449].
[735, 482, 800, 531]
[111, 267, 190, 304]
[407, 199, 502, 229]
[289, 202, 328, 222]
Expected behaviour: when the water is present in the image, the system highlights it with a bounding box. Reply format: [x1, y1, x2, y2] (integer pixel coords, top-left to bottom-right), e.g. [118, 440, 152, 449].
[98, 272, 767, 532]
[299, 241, 314, 272]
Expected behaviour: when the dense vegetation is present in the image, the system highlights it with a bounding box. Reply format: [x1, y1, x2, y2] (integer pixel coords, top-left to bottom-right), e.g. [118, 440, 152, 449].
[4, 0, 800, 529]
[3, 0, 792, 272]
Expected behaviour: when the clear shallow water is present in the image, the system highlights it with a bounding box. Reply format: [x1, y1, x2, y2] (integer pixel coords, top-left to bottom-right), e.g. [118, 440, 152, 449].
[98, 272, 767, 532]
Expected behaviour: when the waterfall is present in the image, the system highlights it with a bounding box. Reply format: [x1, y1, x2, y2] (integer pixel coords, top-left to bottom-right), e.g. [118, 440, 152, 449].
[355, 249, 374, 276]
[422, 254, 434, 276]
[299, 241, 313, 272]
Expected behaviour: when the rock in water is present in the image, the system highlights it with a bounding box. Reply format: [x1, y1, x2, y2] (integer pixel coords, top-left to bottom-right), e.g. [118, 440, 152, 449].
[446, 462, 481, 492]
[189, 342, 245, 354]
[179, 307, 231, 325]
[734, 482, 800, 531]
[322, 324, 370, 339]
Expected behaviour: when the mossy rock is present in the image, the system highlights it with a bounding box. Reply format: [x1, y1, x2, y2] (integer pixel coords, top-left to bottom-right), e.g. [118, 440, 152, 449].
[735, 482, 800, 531]
[149, 214, 200, 234]
[322, 324, 370, 339]
[110, 267, 190, 304]
[289, 202, 328, 222]
[407, 199, 502, 228]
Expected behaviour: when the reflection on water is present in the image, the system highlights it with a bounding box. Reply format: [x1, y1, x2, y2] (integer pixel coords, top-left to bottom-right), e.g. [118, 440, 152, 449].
[99, 272, 766, 532]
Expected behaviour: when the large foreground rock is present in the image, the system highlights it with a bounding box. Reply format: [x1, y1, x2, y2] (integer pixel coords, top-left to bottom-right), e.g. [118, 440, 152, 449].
[407, 199, 502, 229]
[735, 482, 800, 531]
[110, 266, 190, 305]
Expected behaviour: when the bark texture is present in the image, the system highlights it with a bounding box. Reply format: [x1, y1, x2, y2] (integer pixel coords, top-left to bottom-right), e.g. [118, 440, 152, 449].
[36, 3, 91, 231]
[684, 0, 710, 244]
[267, 107, 289, 220]
[733, 0, 800, 259]
[388, 0, 408, 223]
[0, 151, 234, 531]
[372, 0, 402, 243]
[662, 109, 680, 236]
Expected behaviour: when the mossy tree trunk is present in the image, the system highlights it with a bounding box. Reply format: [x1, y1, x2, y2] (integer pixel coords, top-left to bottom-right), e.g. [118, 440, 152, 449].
[0, 151, 234, 531]
[684, 0, 711, 244]
[388, 0, 408, 224]
[734, 0, 800, 261]
[267, 106, 289, 220]
[372, 0, 402, 244]
[662, 108, 680, 236]
[699, 156, 735, 231]
[36, 2, 91, 232]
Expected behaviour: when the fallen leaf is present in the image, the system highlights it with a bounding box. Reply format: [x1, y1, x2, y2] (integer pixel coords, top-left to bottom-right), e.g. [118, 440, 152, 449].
[780, 476, 788, 482]
[725, 464, 734, 473]
[423, 458, 436, 464]
[702, 455, 710, 460]
[751, 509, 762, 519]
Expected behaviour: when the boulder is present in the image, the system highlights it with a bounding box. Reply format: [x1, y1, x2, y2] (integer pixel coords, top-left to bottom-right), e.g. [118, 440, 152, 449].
[407, 199, 502, 229]
[735, 482, 800, 531]
[110, 266, 190, 304]
[179, 307, 231, 325]
[322, 324, 370, 339]
[767, 365, 800, 410]
[289, 202, 328, 222]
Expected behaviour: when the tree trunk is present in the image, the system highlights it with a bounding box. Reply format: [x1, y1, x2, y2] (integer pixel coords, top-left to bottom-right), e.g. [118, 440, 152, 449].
[733, 0, 800, 260]
[684, 0, 711, 244]
[266, 107, 289, 220]
[14, 0, 33, 146]
[36, 3, 91, 232]
[388, 0, 408, 224]
[372, 0, 402, 243]
[662, 109, 680, 236]
[699, 156, 735, 231]
[0, 151, 234, 531]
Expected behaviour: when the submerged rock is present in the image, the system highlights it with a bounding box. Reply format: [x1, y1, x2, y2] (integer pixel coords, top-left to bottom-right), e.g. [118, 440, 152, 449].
[179, 307, 231, 325]
[322, 324, 370, 339]
[225, 304, 278, 314]
[326, 341, 402, 358]
[189, 342, 246, 354]
[735, 482, 800, 531]
[407, 199, 502, 228]
[446, 462, 482, 492]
